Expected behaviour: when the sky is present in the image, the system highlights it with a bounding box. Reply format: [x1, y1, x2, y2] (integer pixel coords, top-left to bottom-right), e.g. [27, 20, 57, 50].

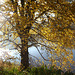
[0, 0, 6, 5]
[0, 0, 19, 63]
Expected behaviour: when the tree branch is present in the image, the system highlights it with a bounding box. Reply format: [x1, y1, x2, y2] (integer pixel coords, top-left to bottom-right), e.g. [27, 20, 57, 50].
[28, 43, 52, 51]
[31, 28, 58, 42]
[29, 54, 39, 61]
[35, 46, 50, 61]
[0, 39, 21, 49]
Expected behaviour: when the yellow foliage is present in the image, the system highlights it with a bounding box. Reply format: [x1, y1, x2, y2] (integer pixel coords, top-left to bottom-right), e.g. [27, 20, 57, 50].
[0, 0, 75, 71]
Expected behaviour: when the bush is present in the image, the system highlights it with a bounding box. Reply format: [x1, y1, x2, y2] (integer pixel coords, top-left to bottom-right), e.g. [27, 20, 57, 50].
[26, 65, 73, 75]
[0, 62, 74, 75]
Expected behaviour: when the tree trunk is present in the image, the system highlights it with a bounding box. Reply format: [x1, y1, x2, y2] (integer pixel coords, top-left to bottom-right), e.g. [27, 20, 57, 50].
[20, 35, 29, 70]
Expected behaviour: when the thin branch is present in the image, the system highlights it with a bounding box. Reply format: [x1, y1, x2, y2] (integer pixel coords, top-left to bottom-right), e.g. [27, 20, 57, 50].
[26, 8, 51, 25]
[0, 20, 7, 29]
[28, 43, 52, 51]
[29, 54, 39, 61]
[0, 39, 21, 49]
[0, 11, 15, 27]
[28, 37, 50, 61]
[9, 48, 18, 50]
[34, 8, 50, 21]
[31, 28, 58, 42]
[35, 46, 50, 61]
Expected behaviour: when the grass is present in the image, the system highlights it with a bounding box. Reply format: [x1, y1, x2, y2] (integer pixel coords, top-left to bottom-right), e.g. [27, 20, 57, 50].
[0, 60, 74, 75]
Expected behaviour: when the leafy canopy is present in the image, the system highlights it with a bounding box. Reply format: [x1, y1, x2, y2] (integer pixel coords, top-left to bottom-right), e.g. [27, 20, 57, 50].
[0, 0, 75, 71]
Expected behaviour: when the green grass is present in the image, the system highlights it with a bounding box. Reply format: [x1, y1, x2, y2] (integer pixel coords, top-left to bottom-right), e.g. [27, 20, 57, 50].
[0, 61, 74, 75]
[0, 65, 74, 75]
[26, 66, 73, 75]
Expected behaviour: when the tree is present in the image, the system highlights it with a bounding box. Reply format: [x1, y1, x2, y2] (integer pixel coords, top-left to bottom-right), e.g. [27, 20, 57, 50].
[0, 0, 75, 70]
